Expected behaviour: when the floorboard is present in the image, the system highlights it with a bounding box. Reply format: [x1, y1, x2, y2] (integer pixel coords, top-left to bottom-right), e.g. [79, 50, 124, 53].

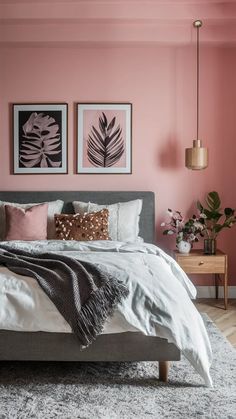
[195, 299, 236, 348]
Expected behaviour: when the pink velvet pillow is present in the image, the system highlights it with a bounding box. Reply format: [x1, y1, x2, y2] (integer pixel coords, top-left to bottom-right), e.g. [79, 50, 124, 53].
[4, 203, 48, 241]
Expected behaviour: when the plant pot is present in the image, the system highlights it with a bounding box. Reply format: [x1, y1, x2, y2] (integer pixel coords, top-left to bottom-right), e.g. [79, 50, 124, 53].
[177, 240, 191, 254]
[204, 239, 216, 255]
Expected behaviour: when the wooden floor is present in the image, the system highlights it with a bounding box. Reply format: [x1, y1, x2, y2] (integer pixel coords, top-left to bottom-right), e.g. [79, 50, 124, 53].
[195, 299, 236, 349]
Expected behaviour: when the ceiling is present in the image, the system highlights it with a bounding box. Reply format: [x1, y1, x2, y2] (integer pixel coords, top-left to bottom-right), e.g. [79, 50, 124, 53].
[0, 1, 235, 46]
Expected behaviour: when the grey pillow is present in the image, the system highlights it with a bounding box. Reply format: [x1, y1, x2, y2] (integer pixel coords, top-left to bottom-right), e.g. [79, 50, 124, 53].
[73, 199, 143, 242]
[0, 200, 64, 240]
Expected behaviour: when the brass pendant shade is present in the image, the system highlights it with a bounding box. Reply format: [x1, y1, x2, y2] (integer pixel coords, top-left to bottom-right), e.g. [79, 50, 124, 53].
[185, 20, 209, 170]
[185, 140, 208, 170]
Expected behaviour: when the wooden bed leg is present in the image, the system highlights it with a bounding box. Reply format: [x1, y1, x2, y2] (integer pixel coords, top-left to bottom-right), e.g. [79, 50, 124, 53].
[159, 361, 169, 382]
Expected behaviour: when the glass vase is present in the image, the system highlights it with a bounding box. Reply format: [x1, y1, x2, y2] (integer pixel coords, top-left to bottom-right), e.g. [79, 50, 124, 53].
[204, 239, 216, 255]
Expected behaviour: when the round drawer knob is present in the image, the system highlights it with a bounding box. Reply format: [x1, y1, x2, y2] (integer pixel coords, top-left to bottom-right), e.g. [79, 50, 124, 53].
[199, 261, 204, 265]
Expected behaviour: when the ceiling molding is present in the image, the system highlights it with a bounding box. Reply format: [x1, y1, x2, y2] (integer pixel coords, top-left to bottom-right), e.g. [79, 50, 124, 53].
[0, 0, 235, 45]
[1, 22, 235, 46]
[0, 0, 234, 3]
[1, 1, 236, 21]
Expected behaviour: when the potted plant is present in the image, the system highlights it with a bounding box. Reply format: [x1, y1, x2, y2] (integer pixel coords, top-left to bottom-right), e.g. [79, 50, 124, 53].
[197, 191, 236, 254]
[161, 209, 203, 253]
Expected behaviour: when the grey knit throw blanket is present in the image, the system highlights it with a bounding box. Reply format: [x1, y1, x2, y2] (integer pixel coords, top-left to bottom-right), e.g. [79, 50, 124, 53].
[0, 245, 129, 347]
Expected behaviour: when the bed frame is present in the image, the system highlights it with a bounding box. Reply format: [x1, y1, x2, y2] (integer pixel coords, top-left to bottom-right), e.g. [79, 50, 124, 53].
[0, 191, 180, 381]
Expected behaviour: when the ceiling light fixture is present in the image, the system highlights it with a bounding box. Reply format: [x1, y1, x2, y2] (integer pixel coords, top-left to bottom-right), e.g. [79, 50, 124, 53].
[185, 20, 208, 170]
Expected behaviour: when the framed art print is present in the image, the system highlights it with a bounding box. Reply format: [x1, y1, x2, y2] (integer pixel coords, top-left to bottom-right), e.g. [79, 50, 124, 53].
[77, 103, 132, 173]
[13, 103, 68, 174]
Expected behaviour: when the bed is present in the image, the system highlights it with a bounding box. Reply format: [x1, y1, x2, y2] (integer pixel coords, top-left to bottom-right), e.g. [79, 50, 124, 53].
[0, 191, 212, 386]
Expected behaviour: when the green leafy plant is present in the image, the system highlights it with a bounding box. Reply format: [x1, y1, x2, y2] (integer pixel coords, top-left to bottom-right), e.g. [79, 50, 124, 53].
[197, 191, 236, 239]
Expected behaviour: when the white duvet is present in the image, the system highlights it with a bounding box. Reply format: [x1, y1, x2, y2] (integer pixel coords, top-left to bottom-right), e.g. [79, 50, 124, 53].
[0, 240, 213, 386]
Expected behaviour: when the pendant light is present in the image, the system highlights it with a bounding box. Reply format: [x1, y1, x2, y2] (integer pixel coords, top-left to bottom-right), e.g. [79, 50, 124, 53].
[185, 20, 208, 170]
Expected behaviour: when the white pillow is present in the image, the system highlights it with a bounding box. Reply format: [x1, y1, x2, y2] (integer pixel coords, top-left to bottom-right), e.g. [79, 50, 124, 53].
[0, 200, 64, 240]
[73, 199, 143, 242]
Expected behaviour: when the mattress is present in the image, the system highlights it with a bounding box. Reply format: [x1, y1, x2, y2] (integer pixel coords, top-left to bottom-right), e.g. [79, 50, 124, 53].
[0, 239, 213, 386]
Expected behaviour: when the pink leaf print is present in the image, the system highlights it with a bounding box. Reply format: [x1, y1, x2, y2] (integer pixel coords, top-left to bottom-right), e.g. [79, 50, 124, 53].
[46, 156, 62, 167]
[20, 157, 41, 168]
[40, 156, 48, 168]
[20, 112, 62, 168]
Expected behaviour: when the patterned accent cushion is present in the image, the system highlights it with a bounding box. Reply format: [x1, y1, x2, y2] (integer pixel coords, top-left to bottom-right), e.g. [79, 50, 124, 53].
[5, 203, 48, 241]
[72, 199, 143, 242]
[54, 209, 109, 241]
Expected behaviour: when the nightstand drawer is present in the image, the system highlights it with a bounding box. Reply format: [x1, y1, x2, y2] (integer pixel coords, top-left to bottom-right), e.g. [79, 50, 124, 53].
[176, 255, 226, 274]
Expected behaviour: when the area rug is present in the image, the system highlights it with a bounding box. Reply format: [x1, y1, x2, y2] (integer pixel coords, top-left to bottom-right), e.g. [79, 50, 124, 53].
[0, 315, 235, 419]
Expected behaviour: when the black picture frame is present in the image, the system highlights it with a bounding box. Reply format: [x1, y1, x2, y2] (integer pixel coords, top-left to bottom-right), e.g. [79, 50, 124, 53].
[13, 103, 68, 174]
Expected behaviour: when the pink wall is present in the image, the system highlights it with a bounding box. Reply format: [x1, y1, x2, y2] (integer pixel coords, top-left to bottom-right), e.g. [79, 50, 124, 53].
[0, 44, 236, 285]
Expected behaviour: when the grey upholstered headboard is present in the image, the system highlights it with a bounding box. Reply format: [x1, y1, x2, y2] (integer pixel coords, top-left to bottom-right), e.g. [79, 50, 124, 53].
[0, 191, 155, 243]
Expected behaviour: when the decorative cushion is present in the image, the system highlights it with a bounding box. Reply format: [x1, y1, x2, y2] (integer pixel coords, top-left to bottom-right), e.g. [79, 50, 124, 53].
[0, 200, 64, 240]
[72, 199, 143, 242]
[5, 203, 48, 241]
[54, 209, 109, 241]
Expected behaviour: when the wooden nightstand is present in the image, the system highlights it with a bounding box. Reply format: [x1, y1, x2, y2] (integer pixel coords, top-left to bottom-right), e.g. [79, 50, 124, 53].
[173, 249, 228, 310]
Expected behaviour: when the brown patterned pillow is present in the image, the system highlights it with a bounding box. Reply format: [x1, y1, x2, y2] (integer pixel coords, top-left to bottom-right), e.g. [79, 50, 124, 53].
[54, 209, 109, 241]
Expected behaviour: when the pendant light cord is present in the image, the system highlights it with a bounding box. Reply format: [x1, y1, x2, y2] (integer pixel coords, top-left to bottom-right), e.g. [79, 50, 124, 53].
[185, 20, 208, 170]
[196, 25, 200, 141]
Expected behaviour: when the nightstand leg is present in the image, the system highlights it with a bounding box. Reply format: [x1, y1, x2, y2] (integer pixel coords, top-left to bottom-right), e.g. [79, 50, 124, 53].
[224, 273, 228, 310]
[214, 274, 219, 299]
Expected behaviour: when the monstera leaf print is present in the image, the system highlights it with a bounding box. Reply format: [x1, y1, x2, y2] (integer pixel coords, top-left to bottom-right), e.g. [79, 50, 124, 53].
[87, 112, 124, 167]
[20, 112, 62, 168]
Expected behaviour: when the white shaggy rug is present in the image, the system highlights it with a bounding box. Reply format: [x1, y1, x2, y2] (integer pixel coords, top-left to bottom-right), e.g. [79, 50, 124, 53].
[0, 315, 235, 419]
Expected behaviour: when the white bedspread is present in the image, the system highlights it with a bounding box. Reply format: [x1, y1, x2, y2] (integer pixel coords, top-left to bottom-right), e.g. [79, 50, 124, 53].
[0, 240, 212, 386]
